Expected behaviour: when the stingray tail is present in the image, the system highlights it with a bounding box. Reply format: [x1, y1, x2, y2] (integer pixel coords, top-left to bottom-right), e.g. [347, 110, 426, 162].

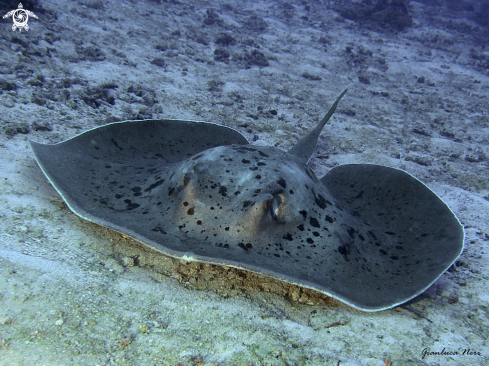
[288, 89, 347, 164]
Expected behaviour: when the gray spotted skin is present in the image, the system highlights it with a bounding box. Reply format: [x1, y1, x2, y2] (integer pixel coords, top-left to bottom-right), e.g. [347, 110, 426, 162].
[29, 92, 464, 312]
[161, 145, 347, 263]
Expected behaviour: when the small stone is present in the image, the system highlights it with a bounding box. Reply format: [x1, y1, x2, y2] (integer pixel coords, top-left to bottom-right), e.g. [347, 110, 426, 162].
[121, 256, 135, 267]
[358, 75, 370, 84]
[3, 122, 30, 137]
[298, 292, 309, 303]
[104, 258, 124, 274]
[448, 295, 458, 304]
[289, 287, 300, 302]
[16, 225, 28, 233]
[32, 121, 53, 132]
[55, 319, 64, 326]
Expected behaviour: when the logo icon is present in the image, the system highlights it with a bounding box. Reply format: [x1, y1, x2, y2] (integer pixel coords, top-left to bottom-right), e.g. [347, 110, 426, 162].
[3, 3, 38, 32]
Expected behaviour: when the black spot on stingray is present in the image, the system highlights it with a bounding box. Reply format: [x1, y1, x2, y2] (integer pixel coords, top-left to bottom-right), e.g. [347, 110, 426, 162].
[238, 243, 252, 251]
[196, 220, 202, 225]
[111, 138, 123, 150]
[131, 187, 141, 193]
[258, 151, 269, 157]
[105, 165, 112, 169]
[144, 179, 165, 192]
[395, 245, 404, 250]
[115, 194, 122, 199]
[306, 238, 314, 244]
[354, 191, 364, 199]
[379, 249, 387, 255]
[254, 189, 261, 193]
[368, 230, 377, 240]
[183, 202, 189, 206]
[309, 217, 320, 228]
[297, 224, 304, 231]
[151, 227, 167, 234]
[274, 253, 280, 257]
[385, 231, 396, 236]
[390, 255, 398, 260]
[277, 178, 286, 188]
[99, 198, 108, 205]
[289, 189, 294, 195]
[338, 244, 351, 259]
[241, 159, 250, 164]
[326, 215, 335, 223]
[249, 166, 258, 171]
[255, 175, 261, 179]
[219, 186, 228, 197]
[234, 191, 241, 195]
[225, 227, 230, 231]
[314, 194, 328, 209]
[123, 199, 140, 210]
[187, 208, 195, 215]
[351, 211, 361, 217]
[283, 233, 293, 241]
[358, 234, 365, 241]
[242, 200, 253, 208]
[299, 210, 307, 218]
[312, 231, 320, 237]
[346, 227, 355, 239]
[257, 162, 266, 166]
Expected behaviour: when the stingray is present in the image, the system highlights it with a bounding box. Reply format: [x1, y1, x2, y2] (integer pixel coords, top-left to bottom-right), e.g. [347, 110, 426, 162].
[29, 89, 464, 312]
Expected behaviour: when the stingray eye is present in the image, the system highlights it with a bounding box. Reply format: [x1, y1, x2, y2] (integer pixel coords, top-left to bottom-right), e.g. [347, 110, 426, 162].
[269, 194, 283, 221]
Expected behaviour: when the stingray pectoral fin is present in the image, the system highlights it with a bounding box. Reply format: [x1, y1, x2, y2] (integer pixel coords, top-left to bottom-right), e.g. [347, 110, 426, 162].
[320, 164, 464, 310]
[34, 119, 249, 164]
[28, 119, 249, 251]
[29, 139, 114, 228]
[288, 89, 347, 164]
